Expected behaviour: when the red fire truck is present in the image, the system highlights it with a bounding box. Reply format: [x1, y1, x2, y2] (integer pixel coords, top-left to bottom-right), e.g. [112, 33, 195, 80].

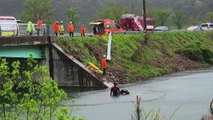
[120, 14, 154, 31]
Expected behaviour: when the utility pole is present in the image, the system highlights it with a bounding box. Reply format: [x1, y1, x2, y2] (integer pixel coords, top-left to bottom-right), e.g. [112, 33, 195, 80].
[143, 0, 148, 44]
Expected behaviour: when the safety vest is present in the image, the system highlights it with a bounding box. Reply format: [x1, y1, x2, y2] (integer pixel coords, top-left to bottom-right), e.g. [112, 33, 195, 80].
[59, 25, 64, 32]
[27, 21, 35, 32]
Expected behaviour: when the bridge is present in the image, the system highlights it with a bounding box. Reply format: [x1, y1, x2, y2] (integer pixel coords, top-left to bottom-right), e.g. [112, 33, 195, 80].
[0, 36, 107, 89]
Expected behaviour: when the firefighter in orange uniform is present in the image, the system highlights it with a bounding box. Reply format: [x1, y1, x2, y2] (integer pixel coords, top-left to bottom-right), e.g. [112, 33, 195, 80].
[80, 24, 86, 36]
[53, 21, 59, 36]
[101, 55, 107, 76]
[67, 21, 74, 37]
[36, 18, 43, 36]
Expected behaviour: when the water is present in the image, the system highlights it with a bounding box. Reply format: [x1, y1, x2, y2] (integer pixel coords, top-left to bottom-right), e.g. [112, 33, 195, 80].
[63, 68, 213, 120]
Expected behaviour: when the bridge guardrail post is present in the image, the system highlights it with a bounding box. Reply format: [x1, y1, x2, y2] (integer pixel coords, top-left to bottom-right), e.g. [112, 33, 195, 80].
[0, 25, 1, 37]
[46, 24, 50, 36]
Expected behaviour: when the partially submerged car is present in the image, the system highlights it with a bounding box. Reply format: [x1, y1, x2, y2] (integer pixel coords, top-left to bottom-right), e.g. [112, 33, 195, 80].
[90, 19, 124, 36]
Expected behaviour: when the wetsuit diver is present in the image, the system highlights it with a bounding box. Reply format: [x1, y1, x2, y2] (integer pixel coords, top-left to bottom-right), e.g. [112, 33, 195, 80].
[110, 82, 120, 97]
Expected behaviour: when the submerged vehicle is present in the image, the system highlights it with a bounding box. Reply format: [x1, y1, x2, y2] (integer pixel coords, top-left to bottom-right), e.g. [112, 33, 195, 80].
[120, 14, 154, 31]
[0, 16, 19, 37]
[90, 19, 124, 36]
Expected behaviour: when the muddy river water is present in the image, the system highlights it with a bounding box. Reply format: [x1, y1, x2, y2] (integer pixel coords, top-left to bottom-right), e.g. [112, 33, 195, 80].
[63, 67, 213, 120]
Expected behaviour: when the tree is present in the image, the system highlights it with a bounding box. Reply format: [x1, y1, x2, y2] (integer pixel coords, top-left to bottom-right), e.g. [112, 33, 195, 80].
[96, 3, 129, 23]
[66, 8, 80, 26]
[148, 8, 172, 26]
[0, 56, 85, 120]
[19, 0, 54, 24]
[205, 12, 213, 22]
[172, 11, 184, 29]
[187, 16, 200, 25]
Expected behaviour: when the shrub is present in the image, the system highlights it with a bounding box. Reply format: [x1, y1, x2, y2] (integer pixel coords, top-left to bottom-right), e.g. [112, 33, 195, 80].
[131, 96, 180, 120]
[178, 41, 213, 64]
[0, 56, 85, 120]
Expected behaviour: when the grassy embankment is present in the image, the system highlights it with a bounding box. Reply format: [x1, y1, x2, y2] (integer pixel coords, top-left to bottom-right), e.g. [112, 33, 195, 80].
[56, 31, 213, 83]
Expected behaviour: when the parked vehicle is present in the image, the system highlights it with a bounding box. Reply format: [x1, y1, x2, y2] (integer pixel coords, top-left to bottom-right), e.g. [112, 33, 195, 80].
[120, 14, 154, 31]
[90, 19, 124, 36]
[0, 16, 19, 37]
[154, 26, 169, 31]
[201, 22, 213, 30]
[186, 25, 201, 31]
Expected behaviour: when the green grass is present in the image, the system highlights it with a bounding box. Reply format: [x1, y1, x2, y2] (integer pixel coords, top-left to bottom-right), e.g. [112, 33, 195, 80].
[56, 31, 213, 83]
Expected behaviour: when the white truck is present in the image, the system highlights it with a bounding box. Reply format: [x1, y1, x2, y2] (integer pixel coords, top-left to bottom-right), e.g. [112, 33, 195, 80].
[0, 16, 19, 37]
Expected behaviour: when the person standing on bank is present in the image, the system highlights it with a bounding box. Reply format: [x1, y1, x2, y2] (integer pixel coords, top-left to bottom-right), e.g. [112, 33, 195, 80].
[36, 18, 43, 36]
[67, 21, 74, 37]
[27, 21, 35, 36]
[102, 55, 107, 76]
[53, 21, 59, 36]
[80, 24, 86, 36]
[59, 21, 64, 36]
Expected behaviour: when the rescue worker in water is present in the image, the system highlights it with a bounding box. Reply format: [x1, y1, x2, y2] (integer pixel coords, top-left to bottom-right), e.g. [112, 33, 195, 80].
[110, 82, 120, 96]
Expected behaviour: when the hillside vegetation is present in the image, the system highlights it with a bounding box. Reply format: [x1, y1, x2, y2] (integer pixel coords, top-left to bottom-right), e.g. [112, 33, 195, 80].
[0, 0, 212, 26]
[56, 31, 213, 83]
